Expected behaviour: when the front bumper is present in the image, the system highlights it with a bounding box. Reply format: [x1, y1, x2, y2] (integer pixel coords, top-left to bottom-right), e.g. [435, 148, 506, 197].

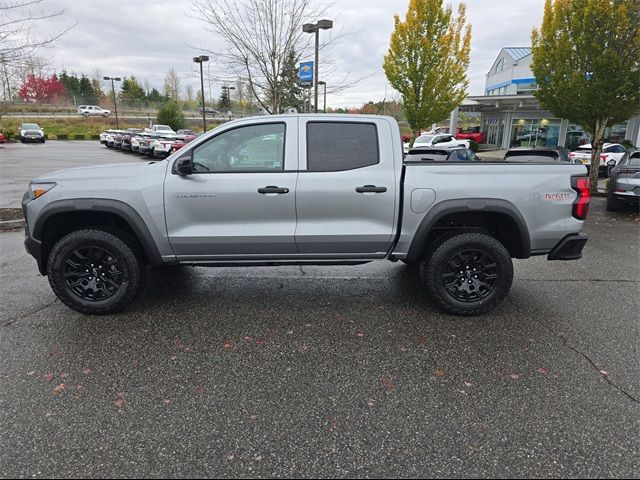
[548, 233, 588, 260]
[21, 193, 45, 275]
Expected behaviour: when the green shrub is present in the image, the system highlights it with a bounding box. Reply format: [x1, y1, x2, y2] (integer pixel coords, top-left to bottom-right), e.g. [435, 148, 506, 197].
[0, 126, 16, 140]
[621, 139, 636, 150]
[156, 101, 186, 131]
[74, 134, 86, 140]
[57, 134, 68, 140]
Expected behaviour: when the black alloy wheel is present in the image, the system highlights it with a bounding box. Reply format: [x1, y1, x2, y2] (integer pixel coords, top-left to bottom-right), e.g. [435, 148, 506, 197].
[63, 246, 123, 301]
[441, 248, 498, 303]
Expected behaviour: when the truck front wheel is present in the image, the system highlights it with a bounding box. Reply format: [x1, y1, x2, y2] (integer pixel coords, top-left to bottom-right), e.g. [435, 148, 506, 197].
[47, 229, 144, 315]
[421, 232, 513, 316]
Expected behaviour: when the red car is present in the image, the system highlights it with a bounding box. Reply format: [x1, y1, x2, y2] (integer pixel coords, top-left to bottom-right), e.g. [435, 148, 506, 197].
[0, 132, 7, 143]
[171, 134, 197, 153]
[455, 127, 485, 144]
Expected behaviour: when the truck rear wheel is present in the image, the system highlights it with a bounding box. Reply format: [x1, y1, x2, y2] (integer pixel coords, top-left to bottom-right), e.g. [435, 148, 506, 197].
[47, 229, 144, 315]
[421, 232, 513, 316]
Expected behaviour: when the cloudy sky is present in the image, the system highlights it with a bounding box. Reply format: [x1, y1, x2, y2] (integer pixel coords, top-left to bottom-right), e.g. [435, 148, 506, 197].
[38, 0, 545, 108]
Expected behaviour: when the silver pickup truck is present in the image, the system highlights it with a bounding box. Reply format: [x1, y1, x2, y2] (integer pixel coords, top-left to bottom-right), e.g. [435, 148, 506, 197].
[22, 114, 591, 316]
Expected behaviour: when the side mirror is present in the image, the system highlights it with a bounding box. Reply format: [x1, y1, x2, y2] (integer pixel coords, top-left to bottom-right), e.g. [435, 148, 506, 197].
[607, 159, 616, 167]
[172, 154, 193, 176]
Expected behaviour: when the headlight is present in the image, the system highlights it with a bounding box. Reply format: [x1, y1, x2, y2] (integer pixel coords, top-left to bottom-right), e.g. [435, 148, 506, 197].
[28, 182, 56, 200]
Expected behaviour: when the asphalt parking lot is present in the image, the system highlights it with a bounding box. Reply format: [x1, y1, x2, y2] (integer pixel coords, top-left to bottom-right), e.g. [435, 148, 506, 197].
[0, 141, 139, 208]
[0, 142, 639, 478]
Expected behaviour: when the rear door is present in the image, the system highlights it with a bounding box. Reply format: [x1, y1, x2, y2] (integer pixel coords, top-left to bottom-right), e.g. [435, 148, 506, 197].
[294, 118, 398, 256]
[164, 118, 299, 259]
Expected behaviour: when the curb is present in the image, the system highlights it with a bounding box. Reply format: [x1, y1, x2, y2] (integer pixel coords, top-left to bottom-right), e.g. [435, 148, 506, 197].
[0, 218, 25, 231]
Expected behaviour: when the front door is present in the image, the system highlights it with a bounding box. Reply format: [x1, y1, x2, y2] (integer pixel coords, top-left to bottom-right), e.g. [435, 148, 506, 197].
[164, 119, 299, 260]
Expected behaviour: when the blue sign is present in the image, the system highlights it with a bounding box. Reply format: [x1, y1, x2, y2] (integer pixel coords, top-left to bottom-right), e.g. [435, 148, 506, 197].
[299, 61, 314, 86]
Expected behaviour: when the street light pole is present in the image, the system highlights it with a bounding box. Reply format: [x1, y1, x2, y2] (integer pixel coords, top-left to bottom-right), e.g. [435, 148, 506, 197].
[303, 19, 333, 114]
[103, 76, 121, 129]
[207, 62, 212, 108]
[193, 55, 209, 132]
[222, 85, 235, 119]
[318, 81, 327, 113]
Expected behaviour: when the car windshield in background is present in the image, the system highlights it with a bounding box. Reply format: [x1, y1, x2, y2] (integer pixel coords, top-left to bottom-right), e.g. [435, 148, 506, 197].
[22, 124, 39, 130]
[414, 135, 434, 144]
[504, 150, 559, 162]
[405, 150, 449, 162]
[629, 153, 640, 166]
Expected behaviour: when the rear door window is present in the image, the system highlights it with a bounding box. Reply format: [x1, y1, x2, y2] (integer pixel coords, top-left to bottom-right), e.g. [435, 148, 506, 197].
[306, 122, 379, 172]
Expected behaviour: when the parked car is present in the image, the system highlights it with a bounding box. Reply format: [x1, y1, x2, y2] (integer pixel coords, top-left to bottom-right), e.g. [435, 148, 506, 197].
[568, 143, 627, 175]
[22, 114, 590, 316]
[138, 134, 160, 156]
[152, 136, 178, 158]
[606, 150, 640, 211]
[19, 123, 45, 143]
[130, 133, 145, 152]
[176, 129, 196, 136]
[99, 129, 116, 145]
[0, 132, 7, 143]
[121, 129, 144, 151]
[77, 105, 111, 117]
[171, 134, 197, 153]
[405, 146, 480, 163]
[455, 127, 485, 144]
[503, 147, 572, 163]
[412, 133, 470, 149]
[112, 131, 126, 149]
[145, 124, 176, 135]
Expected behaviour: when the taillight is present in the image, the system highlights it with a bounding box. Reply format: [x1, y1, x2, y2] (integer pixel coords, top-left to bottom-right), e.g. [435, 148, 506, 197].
[571, 176, 590, 220]
[600, 154, 607, 161]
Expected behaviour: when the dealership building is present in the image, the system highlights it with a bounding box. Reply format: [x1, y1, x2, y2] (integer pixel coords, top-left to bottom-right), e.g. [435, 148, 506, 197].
[458, 47, 640, 149]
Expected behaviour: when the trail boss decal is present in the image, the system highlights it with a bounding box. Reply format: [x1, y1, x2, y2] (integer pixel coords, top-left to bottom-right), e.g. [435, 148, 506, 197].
[544, 192, 572, 201]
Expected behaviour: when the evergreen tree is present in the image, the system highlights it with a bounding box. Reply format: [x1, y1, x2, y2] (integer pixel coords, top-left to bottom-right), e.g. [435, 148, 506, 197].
[218, 88, 231, 112]
[280, 49, 304, 113]
[119, 75, 146, 107]
[78, 75, 97, 104]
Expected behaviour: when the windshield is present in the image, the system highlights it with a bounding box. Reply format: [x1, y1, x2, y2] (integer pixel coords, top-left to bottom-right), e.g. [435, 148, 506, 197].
[22, 124, 39, 130]
[629, 153, 640, 166]
[414, 135, 434, 144]
[405, 151, 448, 162]
[504, 151, 560, 162]
[156, 125, 172, 131]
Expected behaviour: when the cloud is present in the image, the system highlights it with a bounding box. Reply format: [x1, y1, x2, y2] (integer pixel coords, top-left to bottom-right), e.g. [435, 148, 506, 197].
[40, 0, 545, 107]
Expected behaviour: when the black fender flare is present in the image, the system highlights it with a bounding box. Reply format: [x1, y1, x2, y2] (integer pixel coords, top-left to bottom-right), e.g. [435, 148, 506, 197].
[32, 198, 163, 267]
[405, 198, 531, 262]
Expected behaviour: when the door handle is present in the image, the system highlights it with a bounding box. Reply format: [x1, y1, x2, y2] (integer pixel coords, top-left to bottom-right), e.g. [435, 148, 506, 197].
[356, 185, 387, 193]
[258, 185, 289, 194]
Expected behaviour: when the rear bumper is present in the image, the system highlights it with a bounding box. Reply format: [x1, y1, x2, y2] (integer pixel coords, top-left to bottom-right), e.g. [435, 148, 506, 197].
[548, 233, 588, 260]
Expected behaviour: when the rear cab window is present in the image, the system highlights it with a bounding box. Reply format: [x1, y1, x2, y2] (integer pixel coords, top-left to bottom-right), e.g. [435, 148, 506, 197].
[306, 122, 379, 172]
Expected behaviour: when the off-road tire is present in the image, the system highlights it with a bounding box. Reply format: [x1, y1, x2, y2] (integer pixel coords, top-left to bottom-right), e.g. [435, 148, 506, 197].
[47, 229, 143, 315]
[421, 232, 513, 316]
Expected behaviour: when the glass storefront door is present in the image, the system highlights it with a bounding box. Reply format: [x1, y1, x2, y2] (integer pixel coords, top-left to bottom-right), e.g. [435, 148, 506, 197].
[510, 118, 561, 148]
[482, 118, 504, 146]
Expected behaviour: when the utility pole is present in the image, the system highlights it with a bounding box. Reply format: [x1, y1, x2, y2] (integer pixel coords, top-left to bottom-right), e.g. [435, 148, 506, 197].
[103, 76, 121, 128]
